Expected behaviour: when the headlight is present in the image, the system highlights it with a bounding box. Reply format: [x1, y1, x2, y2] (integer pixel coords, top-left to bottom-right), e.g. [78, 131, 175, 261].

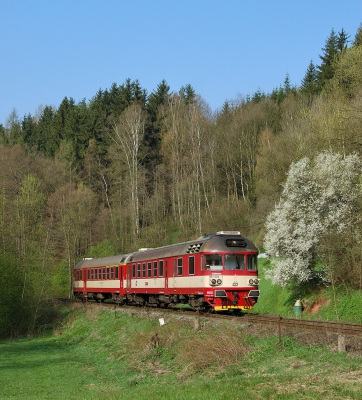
[210, 277, 222, 286]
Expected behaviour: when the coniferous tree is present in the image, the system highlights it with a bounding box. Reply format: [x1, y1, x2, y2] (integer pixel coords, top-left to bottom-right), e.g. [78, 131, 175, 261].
[301, 60, 318, 96]
[143, 80, 170, 191]
[37, 106, 55, 156]
[21, 114, 37, 149]
[317, 28, 349, 91]
[353, 22, 362, 47]
[336, 28, 349, 52]
[179, 84, 195, 104]
[283, 73, 292, 94]
[317, 29, 339, 90]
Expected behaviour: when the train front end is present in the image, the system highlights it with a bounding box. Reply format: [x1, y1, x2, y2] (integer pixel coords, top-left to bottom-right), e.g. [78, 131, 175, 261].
[200, 231, 260, 312]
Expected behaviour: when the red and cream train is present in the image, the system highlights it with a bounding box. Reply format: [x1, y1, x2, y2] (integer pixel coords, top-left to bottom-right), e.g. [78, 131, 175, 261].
[73, 231, 260, 312]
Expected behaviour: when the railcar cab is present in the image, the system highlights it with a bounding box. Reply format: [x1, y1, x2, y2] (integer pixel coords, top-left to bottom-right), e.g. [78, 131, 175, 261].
[200, 231, 260, 312]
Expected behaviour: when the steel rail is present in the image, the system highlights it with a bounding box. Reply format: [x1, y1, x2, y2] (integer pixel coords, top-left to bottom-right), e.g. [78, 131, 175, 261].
[243, 314, 362, 336]
[63, 298, 362, 336]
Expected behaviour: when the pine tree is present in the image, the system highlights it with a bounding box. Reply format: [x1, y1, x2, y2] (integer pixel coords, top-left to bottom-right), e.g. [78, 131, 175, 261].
[317, 29, 339, 90]
[300, 60, 318, 95]
[353, 22, 362, 47]
[317, 28, 350, 91]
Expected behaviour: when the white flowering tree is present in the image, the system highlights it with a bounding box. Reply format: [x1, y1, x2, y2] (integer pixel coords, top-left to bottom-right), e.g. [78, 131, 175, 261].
[264, 151, 361, 287]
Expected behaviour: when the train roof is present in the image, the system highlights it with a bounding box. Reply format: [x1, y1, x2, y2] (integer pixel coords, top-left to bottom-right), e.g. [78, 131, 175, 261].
[74, 232, 257, 269]
[74, 253, 133, 269]
[130, 231, 257, 262]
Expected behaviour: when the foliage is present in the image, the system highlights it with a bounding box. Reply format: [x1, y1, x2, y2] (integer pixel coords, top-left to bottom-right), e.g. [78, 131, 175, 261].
[2, 24, 362, 337]
[1, 306, 362, 399]
[0, 253, 30, 338]
[264, 151, 361, 287]
[317, 28, 349, 91]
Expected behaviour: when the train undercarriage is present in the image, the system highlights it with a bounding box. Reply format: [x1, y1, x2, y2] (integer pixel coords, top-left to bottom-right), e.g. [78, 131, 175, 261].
[74, 290, 256, 313]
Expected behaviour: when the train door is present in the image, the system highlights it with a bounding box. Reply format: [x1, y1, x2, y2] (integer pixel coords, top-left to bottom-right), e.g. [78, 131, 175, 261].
[83, 268, 87, 294]
[164, 260, 168, 290]
[126, 264, 131, 291]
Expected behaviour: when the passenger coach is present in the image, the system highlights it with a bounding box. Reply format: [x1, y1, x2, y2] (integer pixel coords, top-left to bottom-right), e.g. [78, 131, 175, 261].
[73, 231, 260, 312]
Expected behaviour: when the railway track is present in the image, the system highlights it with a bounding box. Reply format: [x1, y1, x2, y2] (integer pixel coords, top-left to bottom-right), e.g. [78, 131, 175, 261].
[242, 314, 362, 336]
[60, 297, 362, 337]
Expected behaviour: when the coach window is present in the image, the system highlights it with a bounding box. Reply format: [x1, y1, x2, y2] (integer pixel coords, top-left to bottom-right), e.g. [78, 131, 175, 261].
[137, 263, 141, 278]
[110, 267, 114, 279]
[147, 262, 152, 277]
[87, 269, 90, 280]
[247, 254, 258, 271]
[189, 256, 195, 275]
[106, 268, 110, 279]
[225, 254, 244, 270]
[132, 264, 136, 278]
[115, 266, 119, 279]
[177, 258, 183, 275]
[102, 267, 105, 279]
[159, 260, 164, 277]
[142, 263, 146, 278]
[98, 268, 102, 279]
[205, 255, 222, 271]
[153, 261, 158, 277]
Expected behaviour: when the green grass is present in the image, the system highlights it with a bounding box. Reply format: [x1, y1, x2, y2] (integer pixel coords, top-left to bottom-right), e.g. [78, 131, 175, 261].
[2, 261, 362, 399]
[254, 258, 362, 323]
[1, 304, 362, 400]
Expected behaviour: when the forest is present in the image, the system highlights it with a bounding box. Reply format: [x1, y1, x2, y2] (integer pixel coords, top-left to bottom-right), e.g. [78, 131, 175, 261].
[1, 25, 362, 337]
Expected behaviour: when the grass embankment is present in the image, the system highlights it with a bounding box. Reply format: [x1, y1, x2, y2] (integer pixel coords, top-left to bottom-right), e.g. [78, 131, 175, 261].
[2, 260, 362, 399]
[1, 303, 362, 400]
[254, 258, 362, 323]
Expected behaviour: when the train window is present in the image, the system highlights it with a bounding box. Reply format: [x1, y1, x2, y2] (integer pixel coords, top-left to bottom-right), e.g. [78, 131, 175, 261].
[248, 255, 258, 270]
[80, 270, 82, 280]
[205, 255, 223, 271]
[137, 263, 141, 278]
[189, 256, 195, 275]
[148, 262, 152, 277]
[87, 269, 90, 280]
[102, 267, 106, 279]
[159, 260, 164, 277]
[177, 258, 183, 275]
[115, 266, 119, 279]
[132, 264, 136, 278]
[98, 268, 102, 279]
[106, 268, 110, 279]
[142, 263, 146, 278]
[110, 267, 114, 279]
[153, 261, 158, 277]
[225, 254, 244, 270]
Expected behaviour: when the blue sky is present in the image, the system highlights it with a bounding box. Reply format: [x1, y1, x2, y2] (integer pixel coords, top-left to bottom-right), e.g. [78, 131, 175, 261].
[1, 1, 362, 125]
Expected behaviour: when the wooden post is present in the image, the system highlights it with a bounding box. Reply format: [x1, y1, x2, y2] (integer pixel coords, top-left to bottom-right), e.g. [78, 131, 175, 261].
[338, 334, 346, 352]
[194, 312, 201, 331]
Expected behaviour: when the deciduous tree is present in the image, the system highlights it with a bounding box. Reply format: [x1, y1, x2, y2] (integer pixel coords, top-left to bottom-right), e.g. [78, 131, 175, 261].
[264, 152, 361, 287]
